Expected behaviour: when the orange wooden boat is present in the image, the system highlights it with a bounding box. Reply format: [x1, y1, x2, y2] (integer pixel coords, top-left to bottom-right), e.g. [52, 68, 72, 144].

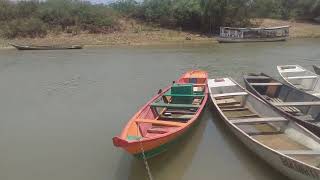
[113, 70, 208, 159]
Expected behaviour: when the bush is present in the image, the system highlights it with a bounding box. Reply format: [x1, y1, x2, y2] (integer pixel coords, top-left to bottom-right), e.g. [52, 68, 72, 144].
[1, 18, 47, 38]
[0, 0, 121, 38]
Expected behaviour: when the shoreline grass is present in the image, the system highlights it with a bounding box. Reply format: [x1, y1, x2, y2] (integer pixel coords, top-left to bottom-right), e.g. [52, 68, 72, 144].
[1, 19, 319, 49]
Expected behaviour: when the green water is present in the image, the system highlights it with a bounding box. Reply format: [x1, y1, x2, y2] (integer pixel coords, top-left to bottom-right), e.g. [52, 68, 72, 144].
[0, 39, 319, 180]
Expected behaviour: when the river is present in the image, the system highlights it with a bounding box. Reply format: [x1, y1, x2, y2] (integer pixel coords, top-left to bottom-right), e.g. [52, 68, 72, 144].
[0, 39, 319, 180]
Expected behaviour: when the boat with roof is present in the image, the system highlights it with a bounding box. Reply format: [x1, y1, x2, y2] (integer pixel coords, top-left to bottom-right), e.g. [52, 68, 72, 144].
[217, 26, 289, 43]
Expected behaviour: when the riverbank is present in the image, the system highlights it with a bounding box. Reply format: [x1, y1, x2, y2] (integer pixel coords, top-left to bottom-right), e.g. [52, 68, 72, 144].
[1, 19, 212, 48]
[1, 18, 320, 48]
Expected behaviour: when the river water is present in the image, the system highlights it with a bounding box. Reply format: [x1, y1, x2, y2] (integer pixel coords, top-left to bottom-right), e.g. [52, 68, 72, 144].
[0, 39, 319, 180]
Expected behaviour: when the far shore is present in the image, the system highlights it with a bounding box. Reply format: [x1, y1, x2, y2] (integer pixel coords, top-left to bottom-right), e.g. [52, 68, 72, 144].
[1, 19, 320, 49]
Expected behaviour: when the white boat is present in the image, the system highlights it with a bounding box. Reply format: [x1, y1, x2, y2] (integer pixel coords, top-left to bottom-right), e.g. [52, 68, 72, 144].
[208, 77, 320, 180]
[277, 65, 320, 97]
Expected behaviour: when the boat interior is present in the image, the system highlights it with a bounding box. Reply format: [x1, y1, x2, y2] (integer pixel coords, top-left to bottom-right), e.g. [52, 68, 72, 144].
[278, 65, 320, 95]
[126, 76, 207, 141]
[209, 78, 320, 168]
[313, 65, 320, 75]
[245, 73, 320, 124]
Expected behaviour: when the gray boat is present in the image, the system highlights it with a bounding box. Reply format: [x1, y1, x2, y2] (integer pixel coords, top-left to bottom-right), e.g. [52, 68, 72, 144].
[10, 43, 83, 50]
[209, 77, 320, 180]
[244, 73, 320, 137]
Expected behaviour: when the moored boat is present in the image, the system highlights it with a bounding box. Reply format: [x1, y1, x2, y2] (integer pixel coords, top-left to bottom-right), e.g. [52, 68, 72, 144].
[113, 70, 208, 159]
[217, 26, 289, 43]
[209, 77, 320, 180]
[313, 65, 320, 75]
[244, 73, 320, 137]
[9, 43, 83, 50]
[277, 65, 320, 97]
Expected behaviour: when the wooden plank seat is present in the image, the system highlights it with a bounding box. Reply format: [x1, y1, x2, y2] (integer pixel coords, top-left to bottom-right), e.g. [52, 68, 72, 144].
[216, 98, 240, 105]
[250, 82, 282, 86]
[287, 75, 318, 80]
[268, 97, 300, 113]
[213, 92, 248, 98]
[245, 76, 271, 80]
[164, 93, 205, 97]
[160, 114, 194, 120]
[279, 150, 320, 155]
[135, 119, 184, 127]
[230, 117, 287, 125]
[193, 83, 206, 86]
[240, 125, 282, 136]
[228, 113, 259, 119]
[222, 107, 249, 111]
[164, 110, 195, 115]
[220, 104, 243, 109]
[273, 101, 320, 106]
[151, 102, 200, 108]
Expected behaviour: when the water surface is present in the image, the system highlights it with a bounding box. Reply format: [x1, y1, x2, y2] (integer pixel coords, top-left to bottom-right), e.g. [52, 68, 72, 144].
[0, 39, 319, 180]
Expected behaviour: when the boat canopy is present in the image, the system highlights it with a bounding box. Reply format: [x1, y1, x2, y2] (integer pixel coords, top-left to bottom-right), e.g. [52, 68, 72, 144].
[219, 26, 290, 39]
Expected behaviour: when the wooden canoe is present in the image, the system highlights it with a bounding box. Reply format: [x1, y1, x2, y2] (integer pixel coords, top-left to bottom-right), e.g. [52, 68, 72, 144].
[209, 77, 320, 180]
[9, 43, 83, 50]
[313, 65, 320, 75]
[277, 65, 320, 97]
[244, 73, 320, 137]
[113, 70, 208, 159]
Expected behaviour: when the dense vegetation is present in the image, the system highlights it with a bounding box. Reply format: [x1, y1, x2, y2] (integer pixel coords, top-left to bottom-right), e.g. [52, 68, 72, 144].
[0, 0, 120, 38]
[0, 0, 319, 38]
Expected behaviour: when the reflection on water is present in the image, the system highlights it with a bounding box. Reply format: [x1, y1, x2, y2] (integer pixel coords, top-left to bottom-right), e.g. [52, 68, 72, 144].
[0, 39, 319, 180]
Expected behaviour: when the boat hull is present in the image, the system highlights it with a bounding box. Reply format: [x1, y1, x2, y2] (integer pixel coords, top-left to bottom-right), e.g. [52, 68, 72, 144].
[277, 65, 320, 97]
[216, 37, 287, 43]
[132, 116, 202, 159]
[113, 70, 208, 159]
[243, 75, 320, 137]
[313, 65, 320, 75]
[209, 77, 320, 180]
[10, 43, 83, 50]
[223, 118, 319, 180]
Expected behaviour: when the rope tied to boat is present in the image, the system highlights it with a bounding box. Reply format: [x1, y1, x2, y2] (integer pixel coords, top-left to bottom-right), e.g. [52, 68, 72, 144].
[138, 139, 154, 180]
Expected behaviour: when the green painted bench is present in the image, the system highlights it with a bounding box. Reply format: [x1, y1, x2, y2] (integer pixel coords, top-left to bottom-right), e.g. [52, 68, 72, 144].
[164, 93, 205, 97]
[150, 102, 200, 108]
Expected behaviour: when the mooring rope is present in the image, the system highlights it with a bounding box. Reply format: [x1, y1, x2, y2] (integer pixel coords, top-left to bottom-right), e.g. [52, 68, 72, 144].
[138, 139, 154, 180]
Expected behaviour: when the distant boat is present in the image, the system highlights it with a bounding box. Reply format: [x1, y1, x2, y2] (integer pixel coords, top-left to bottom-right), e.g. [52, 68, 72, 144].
[277, 65, 320, 97]
[112, 70, 208, 159]
[209, 77, 320, 180]
[9, 43, 83, 50]
[217, 26, 289, 43]
[313, 65, 320, 75]
[244, 72, 320, 137]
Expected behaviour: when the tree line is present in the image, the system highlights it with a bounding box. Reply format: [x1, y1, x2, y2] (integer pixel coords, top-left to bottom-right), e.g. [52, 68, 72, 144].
[0, 0, 319, 38]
